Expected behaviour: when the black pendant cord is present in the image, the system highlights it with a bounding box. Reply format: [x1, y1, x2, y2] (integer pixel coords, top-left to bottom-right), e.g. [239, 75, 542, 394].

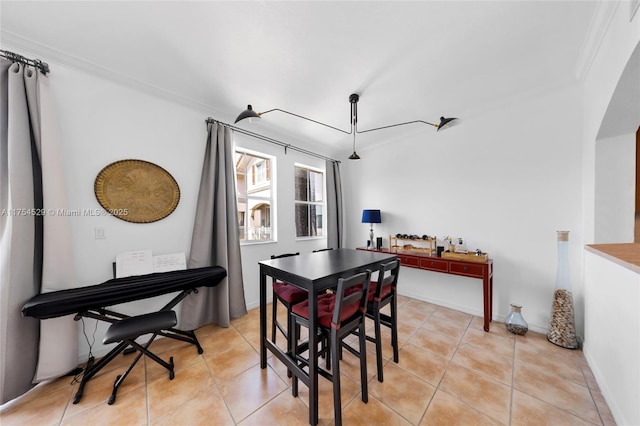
[205, 117, 340, 164]
[0, 49, 50, 75]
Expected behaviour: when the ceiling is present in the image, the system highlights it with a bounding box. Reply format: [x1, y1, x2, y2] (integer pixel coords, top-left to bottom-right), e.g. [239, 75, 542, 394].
[0, 1, 598, 157]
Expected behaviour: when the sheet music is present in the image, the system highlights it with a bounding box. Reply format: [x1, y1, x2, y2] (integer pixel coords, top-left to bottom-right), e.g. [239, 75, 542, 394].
[115, 249, 153, 278]
[152, 253, 187, 273]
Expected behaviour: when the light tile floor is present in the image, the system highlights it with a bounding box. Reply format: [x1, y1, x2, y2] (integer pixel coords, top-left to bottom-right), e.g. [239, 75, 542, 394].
[0, 296, 616, 425]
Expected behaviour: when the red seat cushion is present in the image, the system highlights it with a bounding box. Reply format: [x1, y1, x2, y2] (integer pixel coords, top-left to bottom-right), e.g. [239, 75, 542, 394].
[367, 281, 392, 302]
[346, 282, 392, 302]
[292, 293, 361, 328]
[273, 281, 307, 304]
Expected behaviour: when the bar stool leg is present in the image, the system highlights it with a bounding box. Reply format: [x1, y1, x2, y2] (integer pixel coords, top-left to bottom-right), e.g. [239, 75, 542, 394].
[373, 307, 384, 382]
[331, 328, 342, 426]
[271, 290, 278, 343]
[391, 296, 399, 363]
[291, 316, 299, 398]
[358, 323, 368, 403]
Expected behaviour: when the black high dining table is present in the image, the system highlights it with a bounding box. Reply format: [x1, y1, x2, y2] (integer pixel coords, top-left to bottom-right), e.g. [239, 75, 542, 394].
[259, 248, 398, 425]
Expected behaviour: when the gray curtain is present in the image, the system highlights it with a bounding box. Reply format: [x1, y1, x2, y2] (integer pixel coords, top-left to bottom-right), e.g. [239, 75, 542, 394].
[179, 122, 247, 330]
[0, 58, 76, 404]
[326, 160, 343, 249]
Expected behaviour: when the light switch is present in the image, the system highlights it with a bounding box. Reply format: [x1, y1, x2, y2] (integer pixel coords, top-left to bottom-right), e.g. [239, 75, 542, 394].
[95, 227, 106, 239]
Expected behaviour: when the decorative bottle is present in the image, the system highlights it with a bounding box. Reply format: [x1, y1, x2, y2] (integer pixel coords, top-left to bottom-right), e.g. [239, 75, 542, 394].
[505, 304, 528, 335]
[547, 231, 578, 349]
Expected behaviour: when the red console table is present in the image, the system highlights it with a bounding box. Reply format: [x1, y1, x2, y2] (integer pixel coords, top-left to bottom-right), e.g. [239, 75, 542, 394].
[358, 247, 494, 332]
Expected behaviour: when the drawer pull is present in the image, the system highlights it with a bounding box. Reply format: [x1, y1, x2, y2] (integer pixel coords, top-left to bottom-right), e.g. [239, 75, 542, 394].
[463, 266, 469, 272]
[430, 262, 435, 267]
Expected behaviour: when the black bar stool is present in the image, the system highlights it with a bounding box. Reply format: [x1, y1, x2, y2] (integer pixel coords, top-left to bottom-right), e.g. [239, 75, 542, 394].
[365, 260, 401, 382]
[270, 253, 307, 363]
[290, 270, 371, 426]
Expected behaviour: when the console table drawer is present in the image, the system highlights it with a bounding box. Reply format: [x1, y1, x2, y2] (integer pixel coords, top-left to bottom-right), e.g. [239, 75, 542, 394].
[397, 255, 420, 268]
[449, 262, 484, 277]
[420, 258, 448, 272]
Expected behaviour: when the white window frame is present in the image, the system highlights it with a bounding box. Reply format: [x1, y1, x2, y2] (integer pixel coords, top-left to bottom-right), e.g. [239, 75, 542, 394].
[235, 148, 276, 244]
[294, 163, 326, 240]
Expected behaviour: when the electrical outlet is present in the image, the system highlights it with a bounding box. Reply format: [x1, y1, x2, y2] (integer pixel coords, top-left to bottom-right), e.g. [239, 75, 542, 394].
[94, 227, 106, 239]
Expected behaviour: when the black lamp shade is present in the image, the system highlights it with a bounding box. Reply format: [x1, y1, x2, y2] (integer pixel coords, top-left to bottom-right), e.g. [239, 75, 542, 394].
[235, 105, 260, 124]
[361, 209, 381, 224]
[348, 151, 361, 160]
[436, 116, 457, 131]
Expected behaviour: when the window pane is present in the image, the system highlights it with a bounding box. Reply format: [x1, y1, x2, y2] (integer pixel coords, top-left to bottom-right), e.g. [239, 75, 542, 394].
[295, 167, 308, 201]
[309, 204, 317, 236]
[235, 152, 247, 198]
[313, 205, 324, 236]
[237, 198, 247, 241]
[235, 149, 274, 242]
[295, 204, 309, 237]
[310, 170, 323, 202]
[294, 166, 325, 238]
[247, 155, 271, 197]
[255, 161, 266, 183]
[248, 200, 272, 241]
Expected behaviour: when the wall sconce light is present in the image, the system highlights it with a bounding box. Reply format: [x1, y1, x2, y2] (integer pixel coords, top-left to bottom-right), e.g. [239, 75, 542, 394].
[235, 94, 457, 160]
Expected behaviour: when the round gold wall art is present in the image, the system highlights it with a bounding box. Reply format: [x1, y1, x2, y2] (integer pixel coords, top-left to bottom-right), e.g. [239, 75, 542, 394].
[94, 159, 180, 223]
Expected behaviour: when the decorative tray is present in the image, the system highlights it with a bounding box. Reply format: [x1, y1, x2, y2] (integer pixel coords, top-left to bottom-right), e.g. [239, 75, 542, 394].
[94, 159, 180, 223]
[441, 251, 489, 263]
[391, 245, 434, 253]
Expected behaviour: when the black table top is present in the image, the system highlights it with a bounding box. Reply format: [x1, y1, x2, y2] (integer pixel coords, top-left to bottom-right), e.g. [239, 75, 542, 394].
[259, 248, 397, 284]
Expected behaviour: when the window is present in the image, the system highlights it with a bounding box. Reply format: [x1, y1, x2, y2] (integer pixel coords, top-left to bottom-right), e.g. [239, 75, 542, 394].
[294, 165, 325, 238]
[235, 149, 274, 242]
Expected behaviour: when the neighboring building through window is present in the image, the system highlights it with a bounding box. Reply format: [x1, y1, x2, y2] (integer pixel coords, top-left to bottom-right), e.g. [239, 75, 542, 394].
[235, 149, 274, 242]
[294, 165, 325, 238]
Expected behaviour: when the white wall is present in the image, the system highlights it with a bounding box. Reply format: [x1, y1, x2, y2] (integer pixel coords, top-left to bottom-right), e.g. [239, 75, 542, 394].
[50, 63, 207, 285]
[583, 249, 640, 426]
[594, 133, 636, 243]
[582, 1, 640, 244]
[341, 84, 584, 335]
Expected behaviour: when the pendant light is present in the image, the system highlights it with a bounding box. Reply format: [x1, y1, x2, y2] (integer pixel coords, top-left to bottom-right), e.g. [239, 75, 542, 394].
[234, 105, 260, 123]
[348, 94, 360, 160]
[234, 94, 458, 159]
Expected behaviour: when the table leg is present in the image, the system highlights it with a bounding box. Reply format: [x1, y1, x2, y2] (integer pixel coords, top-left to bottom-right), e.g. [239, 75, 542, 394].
[483, 271, 491, 332]
[260, 268, 267, 368]
[308, 289, 319, 425]
[489, 275, 493, 325]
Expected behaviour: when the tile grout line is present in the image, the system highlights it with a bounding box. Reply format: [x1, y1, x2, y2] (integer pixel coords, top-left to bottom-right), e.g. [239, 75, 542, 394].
[508, 333, 519, 426]
[583, 363, 606, 426]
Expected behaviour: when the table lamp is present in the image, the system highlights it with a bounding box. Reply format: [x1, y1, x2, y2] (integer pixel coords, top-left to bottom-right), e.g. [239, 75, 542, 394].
[361, 209, 382, 248]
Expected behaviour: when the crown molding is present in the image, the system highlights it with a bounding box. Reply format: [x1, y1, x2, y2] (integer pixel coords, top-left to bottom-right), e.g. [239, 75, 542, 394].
[0, 30, 221, 115]
[574, 0, 620, 82]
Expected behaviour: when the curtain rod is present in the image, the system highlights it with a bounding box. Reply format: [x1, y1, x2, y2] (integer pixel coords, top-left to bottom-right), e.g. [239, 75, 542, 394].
[206, 117, 340, 164]
[0, 49, 50, 75]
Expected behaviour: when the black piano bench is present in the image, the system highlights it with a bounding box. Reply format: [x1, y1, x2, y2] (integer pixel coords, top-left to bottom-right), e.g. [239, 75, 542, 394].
[103, 310, 178, 405]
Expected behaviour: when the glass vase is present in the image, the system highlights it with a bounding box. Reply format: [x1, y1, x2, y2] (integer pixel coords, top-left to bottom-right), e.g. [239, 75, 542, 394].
[547, 231, 579, 349]
[555, 231, 571, 291]
[505, 303, 528, 335]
